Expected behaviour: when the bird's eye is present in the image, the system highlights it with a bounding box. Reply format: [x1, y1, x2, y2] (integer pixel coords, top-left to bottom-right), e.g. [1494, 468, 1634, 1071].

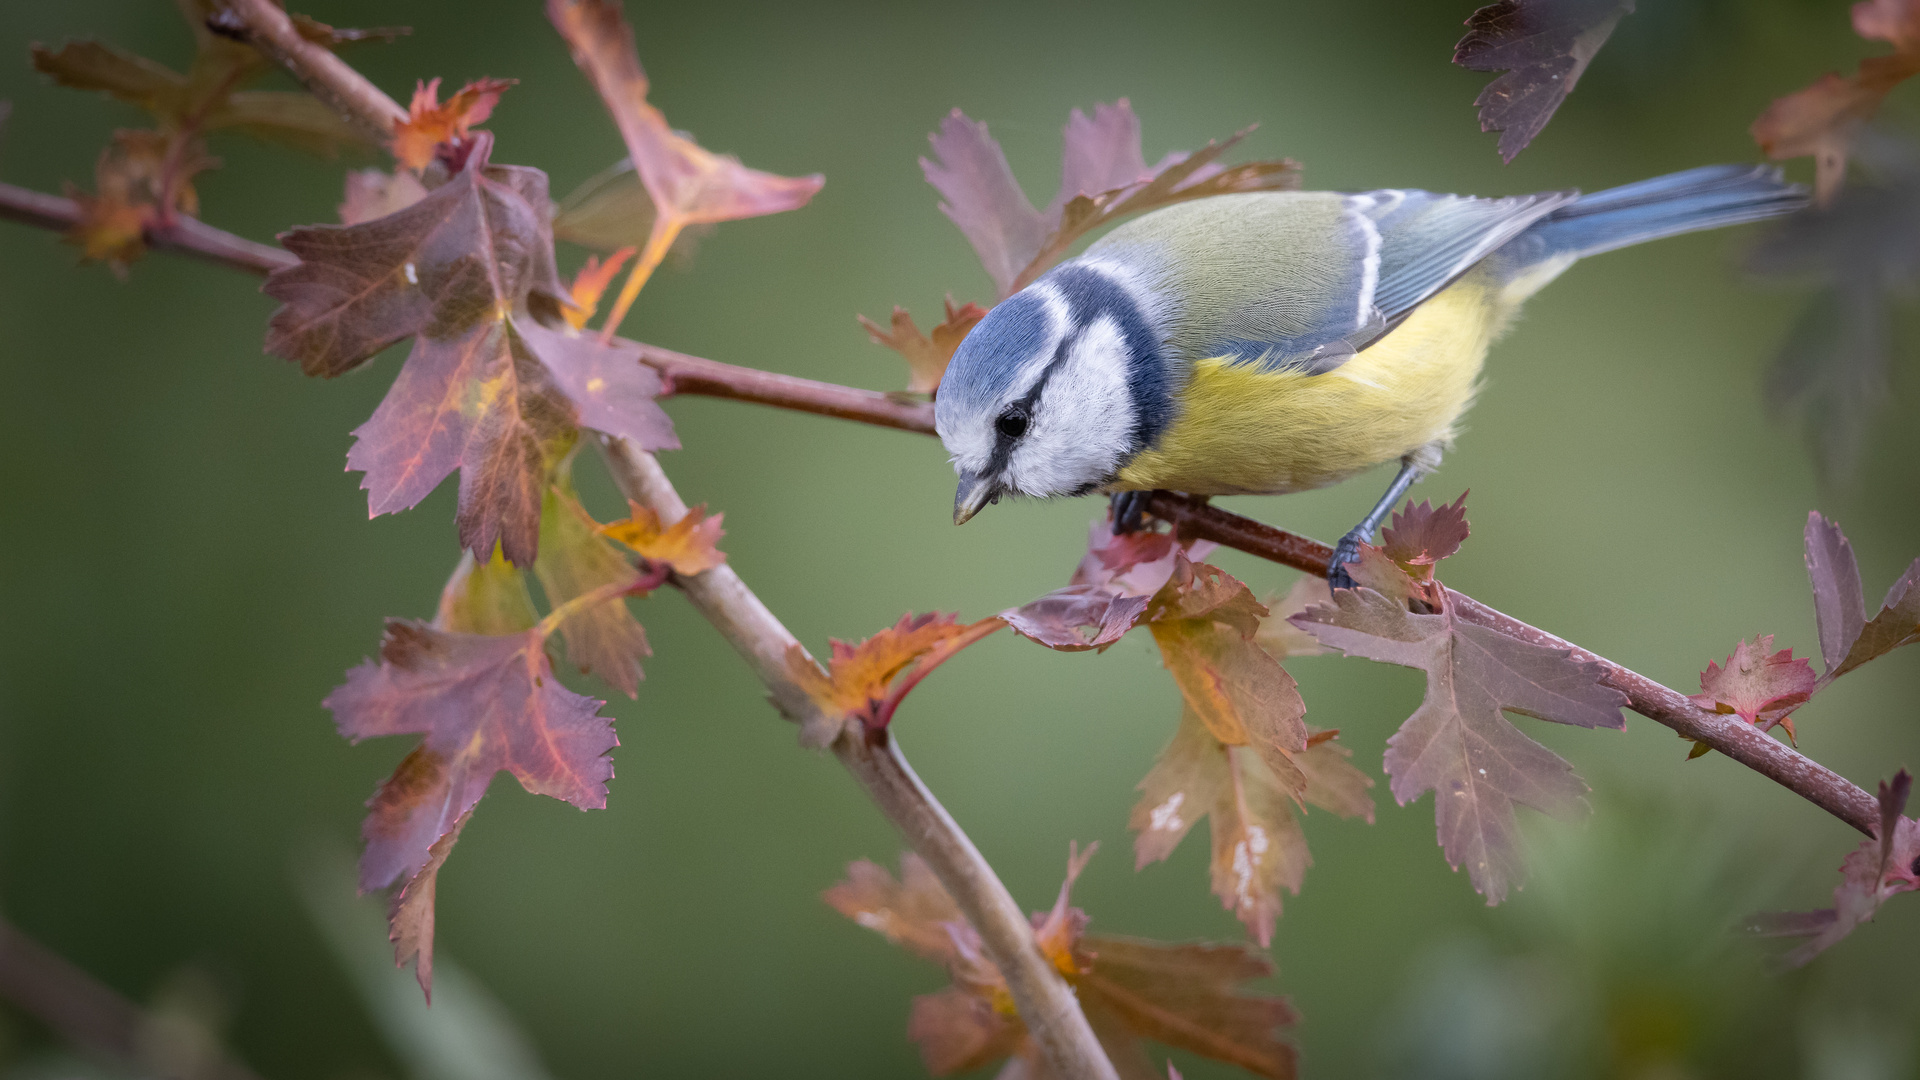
[996, 407, 1029, 440]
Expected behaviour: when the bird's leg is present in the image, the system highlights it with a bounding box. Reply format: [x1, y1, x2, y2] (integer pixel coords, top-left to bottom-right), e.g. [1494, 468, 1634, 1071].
[1328, 455, 1430, 589]
[1109, 490, 1154, 534]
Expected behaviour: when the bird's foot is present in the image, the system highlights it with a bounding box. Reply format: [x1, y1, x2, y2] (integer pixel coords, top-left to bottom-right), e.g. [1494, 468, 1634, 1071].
[1109, 490, 1154, 534]
[1326, 530, 1367, 590]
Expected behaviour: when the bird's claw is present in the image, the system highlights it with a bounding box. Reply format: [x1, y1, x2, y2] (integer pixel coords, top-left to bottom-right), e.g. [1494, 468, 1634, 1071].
[1110, 490, 1152, 534]
[1326, 531, 1366, 590]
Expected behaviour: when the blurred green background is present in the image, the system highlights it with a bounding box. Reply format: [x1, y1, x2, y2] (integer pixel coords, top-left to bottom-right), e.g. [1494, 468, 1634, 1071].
[3, 1, 1918, 1077]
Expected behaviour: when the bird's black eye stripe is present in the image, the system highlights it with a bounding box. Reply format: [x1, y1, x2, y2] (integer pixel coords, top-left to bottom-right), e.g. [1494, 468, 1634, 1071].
[996, 406, 1029, 440]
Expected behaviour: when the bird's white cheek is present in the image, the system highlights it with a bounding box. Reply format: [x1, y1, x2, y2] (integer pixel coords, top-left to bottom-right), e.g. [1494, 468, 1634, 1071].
[1008, 319, 1137, 496]
[935, 408, 995, 476]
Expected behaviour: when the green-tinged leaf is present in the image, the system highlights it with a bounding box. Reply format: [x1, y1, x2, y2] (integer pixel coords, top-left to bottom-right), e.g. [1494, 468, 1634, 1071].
[535, 466, 649, 697]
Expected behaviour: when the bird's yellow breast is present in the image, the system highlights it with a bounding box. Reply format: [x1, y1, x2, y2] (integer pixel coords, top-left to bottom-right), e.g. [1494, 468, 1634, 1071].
[1113, 268, 1511, 496]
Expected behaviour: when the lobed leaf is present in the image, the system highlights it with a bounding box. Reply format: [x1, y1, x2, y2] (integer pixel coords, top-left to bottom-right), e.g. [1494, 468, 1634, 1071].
[436, 545, 539, 636]
[1378, 493, 1471, 577]
[919, 100, 1299, 298]
[535, 468, 650, 697]
[1751, 1, 1920, 200]
[1132, 710, 1372, 945]
[1745, 143, 1919, 479]
[828, 847, 1297, 1079]
[1291, 585, 1625, 903]
[545, 0, 823, 230]
[857, 299, 989, 395]
[33, 11, 369, 158]
[1002, 518, 1212, 651]
[1452, 0, 1635, 162]
[1689, 634, 1816, 736]
[266, 134, 674, 563]
[387, 809, 469, 1000]
[599, 501, 726, 576]
[390, 77, 515, 172]
[785, 613, 999, 744]
[326, 599, 624, 994]
[1749, 771, 1920, 966]
[62, 130, 213, 273]
[822, 853, 965, 965]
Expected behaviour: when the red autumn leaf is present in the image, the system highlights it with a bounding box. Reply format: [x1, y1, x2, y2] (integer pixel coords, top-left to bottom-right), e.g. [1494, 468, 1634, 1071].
[1132, 709, 1372, 944]
[535, 466, 650, 697]
[546, 0, 823, 335]
[263, 133, 676, 565]
[1750, 771, 1920, 966]
[564, 247, 636, 330]
[387, 808, 468, 1001]
[1690, 634, 1817, 735]
[922, 100, 1299, 298]
[1291, 584, 1626, 904]
[1146, 558, 1309, 798]
[785, 612, 1002, 745]
[1804, 512, 1920, 682]
[1751, 0, 1920, 200]
[828, 847, 1299, 1079]
[1452, 0, 1637, 162]
[1001, 518, 1214, 651]
[1378, 493, 1471, 577]
[325, 576, 634, 995]
[857, 298, 990, 395]
[389, 76, 515, 172]
[598, 501, 726, 576]
[62, 129, 215, 274]
[338, 167, 427, 225]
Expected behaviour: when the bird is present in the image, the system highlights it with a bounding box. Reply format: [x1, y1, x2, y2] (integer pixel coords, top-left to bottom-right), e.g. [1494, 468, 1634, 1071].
[933, 164, 1806, 585]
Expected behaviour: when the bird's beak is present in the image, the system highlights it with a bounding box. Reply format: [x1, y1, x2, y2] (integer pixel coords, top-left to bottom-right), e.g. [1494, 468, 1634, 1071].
[953, 472, 1000, 525]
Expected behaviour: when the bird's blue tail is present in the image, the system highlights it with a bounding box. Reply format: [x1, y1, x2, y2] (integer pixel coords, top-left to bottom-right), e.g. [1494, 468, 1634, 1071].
[1507, 164, 1806, 266]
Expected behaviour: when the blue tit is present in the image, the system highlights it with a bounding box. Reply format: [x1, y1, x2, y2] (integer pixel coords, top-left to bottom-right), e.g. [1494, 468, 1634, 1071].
[934, 164, 1806, 584]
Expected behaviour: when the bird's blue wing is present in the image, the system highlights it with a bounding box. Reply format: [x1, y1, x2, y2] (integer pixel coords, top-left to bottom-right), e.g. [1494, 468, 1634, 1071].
[1356, 188, 1575, 326]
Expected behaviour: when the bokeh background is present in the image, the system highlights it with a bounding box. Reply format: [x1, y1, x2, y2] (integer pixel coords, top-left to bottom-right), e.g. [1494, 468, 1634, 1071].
[3, 1, 1918, 1077]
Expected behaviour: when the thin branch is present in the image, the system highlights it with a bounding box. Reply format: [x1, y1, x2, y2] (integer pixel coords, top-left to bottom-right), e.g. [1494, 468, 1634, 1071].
[218, 0, 408, 146]
[606, 374, 1882, 837]
[637, 341, 937, 434]
[0, 916, 265, 1080]
[0, 182, 295, 277]
[0, 173, 1872, 838]
[596, 437, 1120, 1080]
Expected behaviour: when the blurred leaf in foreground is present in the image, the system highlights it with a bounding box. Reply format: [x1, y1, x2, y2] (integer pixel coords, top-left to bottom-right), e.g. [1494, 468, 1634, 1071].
[1452, 0, 1635, 162]
[826, 846, 1298, 1079]
[1751, 0, 1920, 201]
[1748, 137, 1920, 482]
